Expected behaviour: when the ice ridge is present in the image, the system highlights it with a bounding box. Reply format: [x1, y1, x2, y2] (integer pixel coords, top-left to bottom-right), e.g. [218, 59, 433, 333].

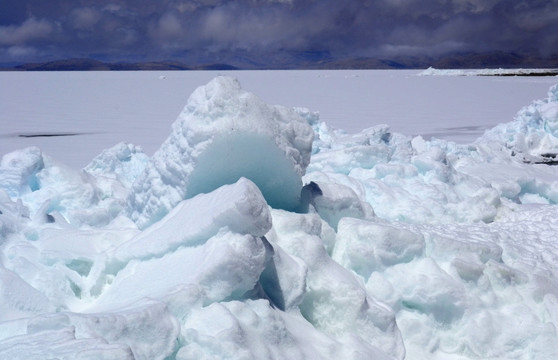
[127, 76, 314, 229]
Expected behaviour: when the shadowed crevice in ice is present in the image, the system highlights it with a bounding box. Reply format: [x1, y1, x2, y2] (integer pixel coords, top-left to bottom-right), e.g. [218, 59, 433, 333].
[254, 236, 307, 312]
[298, 181, 322, 213]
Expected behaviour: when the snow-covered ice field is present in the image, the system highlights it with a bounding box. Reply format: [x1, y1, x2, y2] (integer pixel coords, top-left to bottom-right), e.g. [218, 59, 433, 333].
[1, 70, 557, 168]
[1, 71, 558, 359]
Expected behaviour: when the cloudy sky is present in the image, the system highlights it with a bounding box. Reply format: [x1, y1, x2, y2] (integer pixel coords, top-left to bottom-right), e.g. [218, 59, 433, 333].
[1, 0, 557, 66]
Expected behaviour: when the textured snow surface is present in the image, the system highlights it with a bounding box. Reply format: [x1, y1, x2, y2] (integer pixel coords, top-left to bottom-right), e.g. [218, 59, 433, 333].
[1, 76, 558, 359]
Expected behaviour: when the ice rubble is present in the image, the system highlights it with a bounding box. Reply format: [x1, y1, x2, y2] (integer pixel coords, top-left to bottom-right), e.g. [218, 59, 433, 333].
[1, 76, 558, 359]
[481, 84, 558, 159]
[127, 76, 314, 229]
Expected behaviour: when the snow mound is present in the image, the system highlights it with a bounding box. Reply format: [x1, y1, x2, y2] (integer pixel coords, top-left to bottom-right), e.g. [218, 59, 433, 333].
[127, 76, 314, 229]
[0, 146, 44, 198]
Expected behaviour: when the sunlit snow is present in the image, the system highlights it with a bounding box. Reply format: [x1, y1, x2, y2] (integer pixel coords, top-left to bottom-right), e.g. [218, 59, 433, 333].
[1, 72, 558, 360]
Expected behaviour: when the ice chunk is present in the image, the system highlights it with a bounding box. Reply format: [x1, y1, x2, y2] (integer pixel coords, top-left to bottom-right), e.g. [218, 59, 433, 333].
[0, 223, 138, 307]
[425, 231, 502, 265]
[0, 150, 130, 227]
[178, 300, 307, 360]
[84, 142, 148, 188]
[333, 218, 425, 280]
[302, 171, 375, 229]
[32, 302, 178, 360]
[267, 209, 405, 359]
[0, 147, 44, 197]
[0, 189, 29, 238]
[128, 76, 314, 229]
[308, 141, 391, 174]
[0, 265, 56, 322]
[178, 299, 396, 360]
[301, 180, 375, 230]
[480, 84, 558, 156]
[186, 133, 305, 209]
[0, 301, 178, 360]
[113, 177, 271, 264]
[93, 230, 267, 311]
[369, 257, 466, 324]
[0, 327, 134, 360]
[92, 180, 271, 310]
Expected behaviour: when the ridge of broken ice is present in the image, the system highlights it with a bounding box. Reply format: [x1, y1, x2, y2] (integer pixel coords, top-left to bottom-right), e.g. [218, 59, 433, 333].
[127, 76, 314, 229]
[480, 84, 558, 157]
[1, 76, 558, 360]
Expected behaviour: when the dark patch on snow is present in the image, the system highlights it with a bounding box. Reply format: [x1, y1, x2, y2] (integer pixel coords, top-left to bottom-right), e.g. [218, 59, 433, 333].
[18, 132, 83, 138]
[0, 131, 103, 139]
[513, 152, 558, 165]
[528, 153, 558, 165]
[478, 70, 558, 77]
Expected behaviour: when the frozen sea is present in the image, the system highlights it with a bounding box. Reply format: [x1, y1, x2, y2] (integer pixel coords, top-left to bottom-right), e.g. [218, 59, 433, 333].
[1, 70, 558, 360]
[1, 70, 557, 168]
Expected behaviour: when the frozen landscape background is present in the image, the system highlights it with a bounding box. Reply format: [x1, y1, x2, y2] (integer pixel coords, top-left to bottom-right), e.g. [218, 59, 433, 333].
[2, 70, 557, 168]
[1, 70, 558, 359]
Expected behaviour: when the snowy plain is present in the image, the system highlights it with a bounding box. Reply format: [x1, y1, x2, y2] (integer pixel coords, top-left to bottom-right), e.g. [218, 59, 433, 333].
[1, 70, 557, 168]
[1, 70, 558, 360]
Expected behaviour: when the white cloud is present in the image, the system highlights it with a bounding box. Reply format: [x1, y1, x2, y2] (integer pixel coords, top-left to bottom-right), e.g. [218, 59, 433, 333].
[157, 12, 183, 38]
[0, 18, 54, 46]
[70, 7, 102, 30]
[7, 45, 38, 58]
[103, 4, 122, 13]
[379, 40, 466, 56]
[452, 0, 500, 13]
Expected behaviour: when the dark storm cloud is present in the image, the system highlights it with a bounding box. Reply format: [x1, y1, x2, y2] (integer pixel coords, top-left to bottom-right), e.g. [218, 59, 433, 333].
[1, 0, 557, 64]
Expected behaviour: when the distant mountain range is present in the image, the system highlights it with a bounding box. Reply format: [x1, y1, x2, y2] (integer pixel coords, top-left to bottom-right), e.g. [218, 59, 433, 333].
[2, 59, 239, 71]
[2, 51, 557, 71]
